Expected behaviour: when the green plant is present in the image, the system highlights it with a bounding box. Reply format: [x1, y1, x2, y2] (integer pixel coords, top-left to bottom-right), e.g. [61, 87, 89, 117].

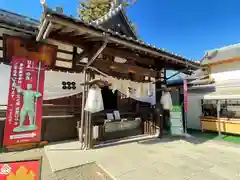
[78, 0, 111, 23]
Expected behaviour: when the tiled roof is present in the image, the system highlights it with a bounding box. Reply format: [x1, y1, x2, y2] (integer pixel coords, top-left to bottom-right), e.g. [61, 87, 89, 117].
[0, 9, 39, 33]
[0, 8, 199, 69]
[45, 9, 200, 69]
[90, 4, 123, 26]
[90, 3, 137, 39]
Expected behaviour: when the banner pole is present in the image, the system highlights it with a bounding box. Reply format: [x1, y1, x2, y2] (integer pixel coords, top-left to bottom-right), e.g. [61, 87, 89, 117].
[33, 61, 42, 125]
[183, 79, 191, 137]
[217, 100, 222, 138]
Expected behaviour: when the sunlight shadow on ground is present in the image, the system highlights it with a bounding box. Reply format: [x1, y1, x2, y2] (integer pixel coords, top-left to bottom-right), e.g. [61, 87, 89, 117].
[94, 135, 156, 149]
[55, 162, 114, 180]
[138, 136, 208, 145]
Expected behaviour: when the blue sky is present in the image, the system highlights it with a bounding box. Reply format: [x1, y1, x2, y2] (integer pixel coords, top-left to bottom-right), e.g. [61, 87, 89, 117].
[1, 0, 240, 61]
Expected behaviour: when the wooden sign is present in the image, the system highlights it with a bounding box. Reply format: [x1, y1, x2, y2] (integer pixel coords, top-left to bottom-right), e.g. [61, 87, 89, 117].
[0, 160, 41, 180]
[3, 35, 57, 67]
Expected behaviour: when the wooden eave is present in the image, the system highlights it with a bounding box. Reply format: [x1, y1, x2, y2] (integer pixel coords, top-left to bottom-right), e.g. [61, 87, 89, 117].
[37, 10, 199, 80]
[0, 9, 39, 35]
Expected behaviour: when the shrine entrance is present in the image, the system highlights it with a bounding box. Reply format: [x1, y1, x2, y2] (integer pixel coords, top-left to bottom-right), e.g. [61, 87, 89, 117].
[37, 9, 199, 149]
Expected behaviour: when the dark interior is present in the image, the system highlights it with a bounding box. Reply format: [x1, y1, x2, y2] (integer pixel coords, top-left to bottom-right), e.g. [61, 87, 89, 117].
[101, 86, 118, 110]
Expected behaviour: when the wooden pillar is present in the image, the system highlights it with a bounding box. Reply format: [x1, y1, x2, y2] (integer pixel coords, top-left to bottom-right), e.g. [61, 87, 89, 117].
[148, 76, 155, 135]
[84, 72, 90, 149]
[84, 71, 97, 149]
[79, 70, 86, 148]
[88, 71, 95, 149]
[155, 69, 165, 137]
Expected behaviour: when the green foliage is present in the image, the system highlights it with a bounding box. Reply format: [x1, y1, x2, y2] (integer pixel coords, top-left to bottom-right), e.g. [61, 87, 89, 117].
[78, 0, 137, 23]
[123, 0, 136, 7]
[78, 0, 138, 35]
[78, 0, 111, 23]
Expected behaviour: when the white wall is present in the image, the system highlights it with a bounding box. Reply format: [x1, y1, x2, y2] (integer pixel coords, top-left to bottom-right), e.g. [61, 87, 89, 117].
[210, 61, 240, 82]
[186, 93, 205, 130]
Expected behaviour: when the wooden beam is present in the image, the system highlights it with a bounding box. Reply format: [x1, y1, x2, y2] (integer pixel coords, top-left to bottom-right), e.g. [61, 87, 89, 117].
[76, 34, 103, 41]
[85, 40, 108, 68]
[48, 32, 193, 74]
[75, 64, 151, 82]
[72, 46, 77, 69]
[52, 29, 87, 38]
[93, 60, 157, 77]
[53, 65, 83, 73]
[49, 32, 156, 66]
[59, 27, 75, 33]
[46, 15, 199, 69]
[103, 46, 155, 65]
[49, 31, 91, 49]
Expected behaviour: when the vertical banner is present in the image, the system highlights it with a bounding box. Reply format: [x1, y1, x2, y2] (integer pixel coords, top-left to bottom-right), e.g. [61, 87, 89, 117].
[3, 57, 45, 146]
[183, 79, 188, 113]
[170, 105, 184, 135]
[0, 160, 40, 180]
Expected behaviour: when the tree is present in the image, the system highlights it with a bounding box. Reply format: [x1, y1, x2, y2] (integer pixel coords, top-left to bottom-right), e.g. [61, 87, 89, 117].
[78, 0, 137, 23]
[78, 0, 111, 23]
[123, 0, 136, 7]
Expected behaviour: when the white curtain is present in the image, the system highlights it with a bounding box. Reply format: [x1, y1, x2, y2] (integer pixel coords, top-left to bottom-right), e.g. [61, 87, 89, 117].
[44, 70, 84, 100]
[0, 64, 85, 105]
[0, 64, 156, 106]
[84, 86, 104, 113]
[96, 75, 156, 105]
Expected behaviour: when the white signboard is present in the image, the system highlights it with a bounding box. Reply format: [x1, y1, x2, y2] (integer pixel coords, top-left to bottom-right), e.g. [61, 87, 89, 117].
[170, 105, 184, 135]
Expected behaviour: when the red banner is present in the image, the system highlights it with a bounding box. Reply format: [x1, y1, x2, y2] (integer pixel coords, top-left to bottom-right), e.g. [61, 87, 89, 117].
[0, 160, 40, 180]
[3, 57, 45, 146]
[183, 79, 188, 112]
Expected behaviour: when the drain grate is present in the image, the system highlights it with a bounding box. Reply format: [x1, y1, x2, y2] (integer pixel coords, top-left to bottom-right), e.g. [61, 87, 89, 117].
[56, 162, 114, 180]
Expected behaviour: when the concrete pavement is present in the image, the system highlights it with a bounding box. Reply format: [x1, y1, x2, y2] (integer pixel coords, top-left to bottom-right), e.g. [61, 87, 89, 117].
[0, 148, 113, 180]
[45, 136, 240, 180]
[0, 148, 58, 180]
[0, 136, 240, 180]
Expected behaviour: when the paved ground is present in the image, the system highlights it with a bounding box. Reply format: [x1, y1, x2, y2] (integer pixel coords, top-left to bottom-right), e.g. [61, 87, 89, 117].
[1, 136, 240, 180]
[0, 148, 58, 180]
[0, 148, 113, 180]
[45, 136, 240, 180]
[56, 162, 114, 180]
